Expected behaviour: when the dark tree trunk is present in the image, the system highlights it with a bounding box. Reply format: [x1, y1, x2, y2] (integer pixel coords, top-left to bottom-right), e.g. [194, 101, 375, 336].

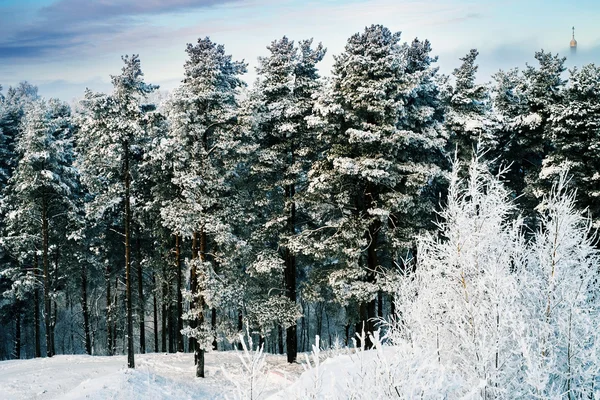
[152, 273, 159, 353]
[161, 266, 167, 353]
[344, 305, 351, 347]
[195, 230, 207, 378]
[14, 305, 21, 359]
[112, 276, 118, 355]
[50, 248, 59, 357]
[316, 302, 324, 341]
[106, 264, 113, 356]
[189, 233, 198, 356]
[237, 309, 243, 350]
[305, 303, 310, 352]
[390, 293, 396, 318]
[284, 184, 297, 363]
[326, 310, 332, 348]
[356, 185, 379, 349]
[34, 254, 41, 358]
[136, 235, 145, 354]
[278, 325, 284, 354]
[42, 199, 52, 358]
[81, 263, 92, 355]
[51, 299, 57, 356]
[377, 291, 383, 318]
[124, 141, 135, 369]
[175, 234, 183, 352]
[167, 295, 174, 354]
[68, 290, 74, 354]
[211, 308, 217, 350]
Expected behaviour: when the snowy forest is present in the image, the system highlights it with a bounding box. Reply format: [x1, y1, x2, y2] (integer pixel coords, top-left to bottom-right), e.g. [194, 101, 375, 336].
[2, 23, 600, 398]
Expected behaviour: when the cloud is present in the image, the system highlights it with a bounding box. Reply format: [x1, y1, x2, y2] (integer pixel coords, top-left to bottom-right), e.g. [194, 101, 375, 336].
[37, 77, 114, 102]
[40, 0, 239, 23]
[0, 0, 243, 60]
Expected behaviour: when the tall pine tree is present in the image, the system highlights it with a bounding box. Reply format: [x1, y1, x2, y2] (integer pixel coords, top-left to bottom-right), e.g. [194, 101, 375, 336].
[443, 49, 491, 162]
[244, 36, 325, 362]
[155, 37, 246, 377]
[77, 55, 158, 368]
[298, 26, 446, 345]
[543, 63, 600, 230]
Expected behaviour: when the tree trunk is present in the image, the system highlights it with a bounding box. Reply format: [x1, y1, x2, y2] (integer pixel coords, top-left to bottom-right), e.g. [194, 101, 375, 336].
[189, 232, 198, 356]
[318, 302, 324, 340]
[356, 186, 379, 349]
[42, 198, 52, 358]
[299, 304, 305, 352]
[161, 265, 167, 353]
[81, 263, 92, 355]
[106, 264, 113, 356]
[124, 141, 135, 369]
[14, 305, 21, 359]
[167, 291, 174, 354]
[237, 309, 243, 351]
[136, 235, 145, 354]
[112, 276, 118, 355]
[51, 300, 57, 356]
[195, 230, 206, 378]
[305, 303, 310, 352]
[175, 234, 183, 352]
[284, 184, 297, 363]
[50, 248, 59, 357]
[211, 308, 217, 350]
[34, 254, 41, 358]
[152, 273, 159, 353]
[278, 325, 284, 354]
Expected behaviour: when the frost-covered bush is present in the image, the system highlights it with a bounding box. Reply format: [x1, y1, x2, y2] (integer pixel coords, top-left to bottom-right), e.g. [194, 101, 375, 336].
[278, 330, 460, 399]
[519, 173, 600, 398]
[224, 330, 269, 400]
[390, 155, 600, 398]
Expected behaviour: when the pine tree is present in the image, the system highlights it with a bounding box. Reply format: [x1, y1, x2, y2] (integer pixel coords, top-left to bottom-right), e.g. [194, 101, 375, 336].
[395, 37, 447, 248]
[77, 55, 158, 368]
[443, 49, 491, 162]
[154, 37, 246, 377]
[491, 51, 566, 219]
[298, 25, 446, 345]
[542, 63, 600, 230]
[0, 82, 39, 193]
[243, 36, 325, 362]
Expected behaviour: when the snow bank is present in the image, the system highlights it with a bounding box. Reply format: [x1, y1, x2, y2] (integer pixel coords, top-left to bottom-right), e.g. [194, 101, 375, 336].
[0, 352, 303, 400]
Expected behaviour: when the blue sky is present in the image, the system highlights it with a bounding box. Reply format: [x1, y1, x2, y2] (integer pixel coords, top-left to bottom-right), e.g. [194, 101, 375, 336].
[1, 0, 599, 101]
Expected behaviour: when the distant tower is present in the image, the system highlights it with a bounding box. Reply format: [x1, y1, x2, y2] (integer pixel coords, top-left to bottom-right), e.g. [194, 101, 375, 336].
[570, 26, 578, 54]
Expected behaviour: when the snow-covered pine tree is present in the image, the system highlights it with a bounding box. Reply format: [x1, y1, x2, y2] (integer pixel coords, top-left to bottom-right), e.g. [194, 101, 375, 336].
[0, 82, 39, 193]
[154, 37, 246, 377]
[443, 49, 491, 162]
[542, 63, 600, 230]
[299, 26, 446, 345]
[1, 98, 78, 358]
[77, 55, 158, 368]
[394, 37, 447, 250]
[242, 36, 325, 362]
[491, 51, 566, 221]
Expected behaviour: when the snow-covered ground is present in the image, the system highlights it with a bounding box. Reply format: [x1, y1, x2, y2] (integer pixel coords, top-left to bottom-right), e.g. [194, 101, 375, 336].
[0, 352, 305, 400]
